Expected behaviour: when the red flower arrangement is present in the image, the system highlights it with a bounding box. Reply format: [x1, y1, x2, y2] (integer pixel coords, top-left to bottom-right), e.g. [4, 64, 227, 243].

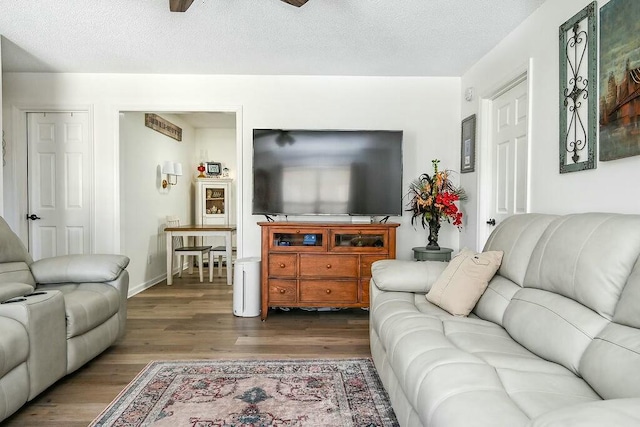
[407, 159, 466, 249]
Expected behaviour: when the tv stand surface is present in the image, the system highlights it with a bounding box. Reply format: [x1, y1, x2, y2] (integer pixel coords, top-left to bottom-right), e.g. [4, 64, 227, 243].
[258, 221, 400, 320]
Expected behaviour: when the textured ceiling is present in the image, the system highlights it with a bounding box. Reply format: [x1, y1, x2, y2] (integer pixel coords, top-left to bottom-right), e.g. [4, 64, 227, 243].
[0, 0, 546, 76]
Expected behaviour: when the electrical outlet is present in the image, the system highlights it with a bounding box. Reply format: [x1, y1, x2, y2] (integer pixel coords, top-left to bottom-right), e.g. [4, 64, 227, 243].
[147, 255, 152, 265]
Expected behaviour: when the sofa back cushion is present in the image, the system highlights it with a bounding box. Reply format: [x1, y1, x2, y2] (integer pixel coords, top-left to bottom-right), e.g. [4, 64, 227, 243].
[523, 213, 640, 320]
[503, 288, 609, 375]
[474, 214, 557, 326]
[579, 258, 640, 399]
[0, 216, 33, 266]
[483, 214, 557, 286]
[613, 257, 640, 329]
[473, 275, 522, 326]
[580, 323, 640, 399]
[503, 213, 640, 382]
[0, 262, 35, 287]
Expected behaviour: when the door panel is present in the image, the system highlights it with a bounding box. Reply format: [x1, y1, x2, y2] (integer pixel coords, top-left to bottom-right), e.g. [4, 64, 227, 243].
[496, 141, 510, 214]
[28, 112, 91, 260]
[515, 135, 528, 214]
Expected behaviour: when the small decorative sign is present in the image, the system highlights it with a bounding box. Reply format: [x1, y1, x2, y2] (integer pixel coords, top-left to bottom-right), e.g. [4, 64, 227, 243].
[206, 162, 222, 176]
[145, 113, 182, 141]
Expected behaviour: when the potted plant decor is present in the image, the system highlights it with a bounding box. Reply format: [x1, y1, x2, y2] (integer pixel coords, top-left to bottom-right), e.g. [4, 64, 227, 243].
[407, 159, 467, 250]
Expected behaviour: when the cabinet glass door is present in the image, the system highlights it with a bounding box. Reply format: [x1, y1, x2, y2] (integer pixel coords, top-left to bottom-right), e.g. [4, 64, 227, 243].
[269, 229, 326, 251]
[205, 186, 225, 215]
[330, 229, 386, 252]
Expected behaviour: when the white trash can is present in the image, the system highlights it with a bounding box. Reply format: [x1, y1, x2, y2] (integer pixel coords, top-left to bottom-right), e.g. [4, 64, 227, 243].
[233, 257, 261, 317]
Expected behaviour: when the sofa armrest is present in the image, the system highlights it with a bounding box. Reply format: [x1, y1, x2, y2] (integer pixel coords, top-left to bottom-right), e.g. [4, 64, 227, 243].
[30, 254, 130, 284]
[528, 398, 640, 427]
[0, 282, 36, 302]
[371, 259, 447, 293]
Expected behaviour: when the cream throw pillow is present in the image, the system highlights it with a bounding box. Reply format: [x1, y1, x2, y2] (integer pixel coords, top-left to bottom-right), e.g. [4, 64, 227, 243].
[426, 248, 504, 316]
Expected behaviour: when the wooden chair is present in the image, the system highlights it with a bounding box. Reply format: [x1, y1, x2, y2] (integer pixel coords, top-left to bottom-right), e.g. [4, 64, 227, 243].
[209, 245, 237, 283]
[166, 216, 212, 283]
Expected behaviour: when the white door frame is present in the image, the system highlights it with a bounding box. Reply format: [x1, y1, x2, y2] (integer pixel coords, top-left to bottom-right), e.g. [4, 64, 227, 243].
[477, 59, 533, 248]
[10, 105, 94, 249]
[112, 105, 244, 258]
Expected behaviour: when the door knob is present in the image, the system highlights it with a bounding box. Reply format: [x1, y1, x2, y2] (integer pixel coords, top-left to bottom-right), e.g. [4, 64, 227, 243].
[26, 214, 42, 221]
[486, 218, 496, 226]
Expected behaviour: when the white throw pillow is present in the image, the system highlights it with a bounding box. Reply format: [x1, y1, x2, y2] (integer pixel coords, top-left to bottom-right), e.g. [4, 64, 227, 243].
[426, 248, 504, 316]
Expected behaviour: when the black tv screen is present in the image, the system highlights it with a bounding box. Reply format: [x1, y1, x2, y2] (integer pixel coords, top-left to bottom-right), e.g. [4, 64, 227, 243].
[252, 129, 403, 216]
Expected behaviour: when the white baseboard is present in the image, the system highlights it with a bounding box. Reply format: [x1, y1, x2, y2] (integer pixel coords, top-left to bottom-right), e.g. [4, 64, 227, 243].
[127, 263, 188, 298]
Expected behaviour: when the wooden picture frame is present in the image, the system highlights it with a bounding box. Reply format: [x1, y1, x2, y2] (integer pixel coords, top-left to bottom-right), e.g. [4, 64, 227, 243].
[460, 114, 476, 173]
[206, 162, 222, 176]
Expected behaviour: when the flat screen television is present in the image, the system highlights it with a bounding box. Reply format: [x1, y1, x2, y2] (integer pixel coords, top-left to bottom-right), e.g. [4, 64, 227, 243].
[252, 129, 403, 216]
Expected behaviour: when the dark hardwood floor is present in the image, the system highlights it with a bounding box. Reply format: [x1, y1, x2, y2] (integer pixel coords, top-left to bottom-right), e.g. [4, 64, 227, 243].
[4, 271, 371, 426]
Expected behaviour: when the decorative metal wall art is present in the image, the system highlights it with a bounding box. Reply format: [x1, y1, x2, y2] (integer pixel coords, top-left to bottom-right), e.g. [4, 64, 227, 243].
[559, 2, 597, 173]
[599, 0, 640, 161]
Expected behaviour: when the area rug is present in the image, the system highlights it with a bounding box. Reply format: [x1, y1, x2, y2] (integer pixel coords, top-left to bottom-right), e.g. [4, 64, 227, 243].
[90, 358, 398, 427]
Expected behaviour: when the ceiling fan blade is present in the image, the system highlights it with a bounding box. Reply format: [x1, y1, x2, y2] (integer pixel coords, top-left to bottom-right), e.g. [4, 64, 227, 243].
[280, 0, 309, 7]
[170, 0, 195, 12]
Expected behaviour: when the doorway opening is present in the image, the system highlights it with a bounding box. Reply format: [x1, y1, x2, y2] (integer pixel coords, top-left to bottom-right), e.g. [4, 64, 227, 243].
[118, 109, 242, 295]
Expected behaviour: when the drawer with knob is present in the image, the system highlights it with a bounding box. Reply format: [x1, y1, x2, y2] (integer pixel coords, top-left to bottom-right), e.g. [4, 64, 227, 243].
[268, 280, 297, 303]
[299, 280, 358, 303]
[268, 254, 297, 277]
[299, 254, 358, 278]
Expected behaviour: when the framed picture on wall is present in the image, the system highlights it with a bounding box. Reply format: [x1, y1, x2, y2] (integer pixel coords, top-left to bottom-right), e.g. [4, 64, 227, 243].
[599, 0, 640, 161]
[460, 114, 476, 173]
[206, 162, 222, 176]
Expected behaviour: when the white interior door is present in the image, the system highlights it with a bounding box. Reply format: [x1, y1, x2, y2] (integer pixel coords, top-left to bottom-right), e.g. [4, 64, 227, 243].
[27, 112, 91, 260]
[485, 79, 529, 238]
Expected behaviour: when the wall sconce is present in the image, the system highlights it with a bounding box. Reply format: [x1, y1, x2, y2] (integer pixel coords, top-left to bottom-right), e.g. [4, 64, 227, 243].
[161, 161, 183, 188]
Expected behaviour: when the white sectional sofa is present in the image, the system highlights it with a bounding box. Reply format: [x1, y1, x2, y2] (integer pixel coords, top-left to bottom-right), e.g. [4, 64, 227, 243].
[0, 216, 129, 422]
[370, 213, 640, 426]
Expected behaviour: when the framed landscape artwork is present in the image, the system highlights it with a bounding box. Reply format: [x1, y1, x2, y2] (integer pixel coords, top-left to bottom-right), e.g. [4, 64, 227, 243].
[599, 0, 640, 161]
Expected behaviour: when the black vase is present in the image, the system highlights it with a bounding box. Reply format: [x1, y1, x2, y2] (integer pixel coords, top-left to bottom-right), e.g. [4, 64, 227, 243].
[426, 220, 441, 250]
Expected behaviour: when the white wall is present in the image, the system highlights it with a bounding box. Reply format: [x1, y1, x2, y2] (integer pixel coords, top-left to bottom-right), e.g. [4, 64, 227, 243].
[196, 127, 237, 180]
[196, 126, 237, 225]
[2, 74, 461, 290]
[460, 0, 640, 250]
[120, 112, 196, 294]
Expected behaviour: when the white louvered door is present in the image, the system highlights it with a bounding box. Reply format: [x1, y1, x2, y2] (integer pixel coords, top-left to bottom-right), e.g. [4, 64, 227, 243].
[27, 112, 91, 260]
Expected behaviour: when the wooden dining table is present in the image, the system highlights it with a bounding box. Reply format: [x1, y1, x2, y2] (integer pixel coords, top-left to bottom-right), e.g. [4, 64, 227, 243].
[165, 224, 237, 286]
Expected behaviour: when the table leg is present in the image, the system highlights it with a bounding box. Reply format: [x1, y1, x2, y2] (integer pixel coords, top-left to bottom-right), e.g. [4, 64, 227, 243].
[166, 231, 173, 285]
[226, 232, 233, 286]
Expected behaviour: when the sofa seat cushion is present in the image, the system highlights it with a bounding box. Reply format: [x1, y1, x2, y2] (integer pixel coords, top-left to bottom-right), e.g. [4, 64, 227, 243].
[372, 290, 602, 426]
[0, 317, 28, 377]
[38, 282, 120, 338]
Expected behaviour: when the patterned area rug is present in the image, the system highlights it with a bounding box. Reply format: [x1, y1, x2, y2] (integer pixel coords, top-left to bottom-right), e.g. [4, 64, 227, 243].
[90, 358, 398, 427]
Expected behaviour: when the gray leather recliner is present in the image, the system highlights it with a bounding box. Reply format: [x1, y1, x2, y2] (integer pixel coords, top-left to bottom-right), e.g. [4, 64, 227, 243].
[0, 216, 129, 422]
